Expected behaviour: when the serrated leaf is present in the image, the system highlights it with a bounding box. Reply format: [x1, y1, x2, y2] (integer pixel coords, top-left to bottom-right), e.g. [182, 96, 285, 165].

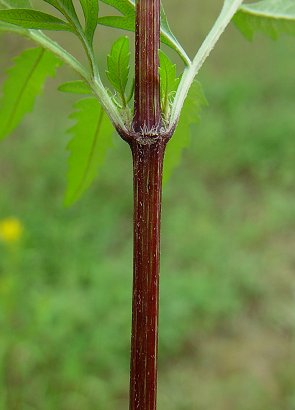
[79, 0, 98, 43]
[106, 36, 130, 106]
[98, 0, 190, 65]
[0, 47, 61, 140]
[65, 98, 114, 206]
[58, 80, 92, 95]
[0, 9, 72, 30]
[234, 0, 295, 40]
[42, 0, 79, 25]
[159, 50, 180, 118]
[164, 81, 207, 183]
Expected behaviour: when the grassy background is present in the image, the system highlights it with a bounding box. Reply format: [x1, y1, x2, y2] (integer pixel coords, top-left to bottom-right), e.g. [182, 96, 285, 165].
[0, 1, 295, 409]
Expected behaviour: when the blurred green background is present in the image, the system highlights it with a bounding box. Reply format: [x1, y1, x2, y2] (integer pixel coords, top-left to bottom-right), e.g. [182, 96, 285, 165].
[0, 1, 295, 409]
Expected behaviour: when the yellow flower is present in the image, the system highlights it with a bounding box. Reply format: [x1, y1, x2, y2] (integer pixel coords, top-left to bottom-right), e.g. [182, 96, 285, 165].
[0, 218, 23, 244]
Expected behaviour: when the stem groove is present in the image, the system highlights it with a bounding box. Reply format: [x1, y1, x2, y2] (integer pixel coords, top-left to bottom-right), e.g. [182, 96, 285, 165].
[129, 138, 166, 410]
[133, 0, 161, 132]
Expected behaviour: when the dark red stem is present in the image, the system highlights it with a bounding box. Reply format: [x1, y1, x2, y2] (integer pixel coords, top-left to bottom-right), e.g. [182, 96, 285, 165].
[133, 0, 161, 132]
[126, 1, 164, 409]
[129, 138, 166, 410]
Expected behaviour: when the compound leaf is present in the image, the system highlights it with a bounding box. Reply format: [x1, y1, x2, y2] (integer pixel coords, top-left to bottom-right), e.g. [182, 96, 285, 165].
[65, 98, 113, 206]
[234, 0, 295, 40]
[0, 47, 61, 140]
[164, 81, 207, 183]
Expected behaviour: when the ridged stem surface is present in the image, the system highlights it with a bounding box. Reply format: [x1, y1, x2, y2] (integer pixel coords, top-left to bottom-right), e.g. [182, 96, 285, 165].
[129, 1, 163, 408]
[129, 138, 166, 410]
[133, 0, 161, 132]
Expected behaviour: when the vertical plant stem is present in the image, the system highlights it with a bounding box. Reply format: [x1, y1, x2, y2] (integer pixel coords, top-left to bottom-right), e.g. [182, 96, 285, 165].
[134, 0, 161, 132]
[129, 138, 166, 410]
[128, 1, 164, 409]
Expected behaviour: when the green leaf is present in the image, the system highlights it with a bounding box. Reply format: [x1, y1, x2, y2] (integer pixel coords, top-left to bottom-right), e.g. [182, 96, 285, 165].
[65, 98, 114, 206]
[97, 0, 134, 33]
[98, 14, 132, 31]
[159, 50, 180, 119]
[0, 0, 31, 8]
[164, 81, 207, 183]
[99, 0, 134, 16]
[234, 0, 295, 40]
[58, 80, 92, 95]
[0, 20, 26, 33]
[79, 0, 99, 43]
[0, 9, 72, 30]
[106, 36, 130, 106]
[42, 0, 79, 25]
[0, 47, 61, 141]
[98, 0, 190, 65]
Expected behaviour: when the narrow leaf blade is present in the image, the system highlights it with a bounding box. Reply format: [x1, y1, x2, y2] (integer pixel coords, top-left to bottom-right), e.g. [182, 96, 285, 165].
[0, 47, 61, 140]
[106, 36, 130, 105]
[42, 0, 79, 24]
[97, 15, 134, 31]
[0, 9, 72, 30]
[65, 98, 114, 206]
[99, 0, 134, 16]
[79, 0, 99, 43]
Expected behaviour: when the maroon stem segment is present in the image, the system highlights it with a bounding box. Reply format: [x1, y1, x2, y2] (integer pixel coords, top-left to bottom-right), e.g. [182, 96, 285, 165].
[129, 138, 166, 410]
[133, 0, 161, 132]
[128, 1, 163, 408]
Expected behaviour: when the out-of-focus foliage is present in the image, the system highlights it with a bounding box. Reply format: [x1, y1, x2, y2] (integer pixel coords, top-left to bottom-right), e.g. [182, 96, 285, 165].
[234, 0, 295, 40]
[163, 80, 207, 183]
[65, 98, 113, 206]
[0, 47, 60, 141]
